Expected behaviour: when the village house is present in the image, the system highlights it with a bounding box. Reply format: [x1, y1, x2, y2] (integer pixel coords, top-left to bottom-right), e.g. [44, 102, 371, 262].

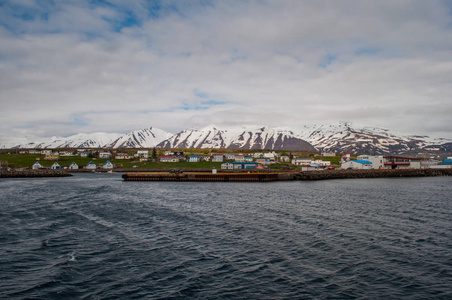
[292, 158, 312, 165]
[244, 156, 253, 162]
[99, 152, 112, 159]
[173, 152, 185, 160]
[383, 156, 421, 169]
[136, 150, 149, 159]
[188, 155, 200, 162]
[312, 160, 331, 167]
[115, 153, 130, 159]
[51, 162, 61, 170]
[32, 162, 43, 169]
[164, 151, 173, 156]
[85, 161, 97, 170]
[225, 153, 236, 160]
[280, 156, 290, 163]
[44, 153, 59, 160]
[357, 155, 384, 169]
[69, 162, 79, 170]
[256, 158, 271, 165]
[234, 154, 245, 162]
[341, 160, 373, 170]
[252, 152, 263, 158]
[212, 154, 224, 162]
[60, 151, 74, 156]
[80, 151, 91, 157]
[202, 156, 211, 162]
[103, 161, 114, 169]
[159, 156, 180, 163]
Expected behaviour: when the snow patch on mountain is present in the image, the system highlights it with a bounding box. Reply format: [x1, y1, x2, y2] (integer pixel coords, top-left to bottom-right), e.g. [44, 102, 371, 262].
[158, 124, 316, 151]
[109, 127, 173, 148]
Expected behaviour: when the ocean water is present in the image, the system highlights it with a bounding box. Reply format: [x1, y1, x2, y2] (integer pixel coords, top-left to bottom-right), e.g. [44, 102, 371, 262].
[0, 173, 451, 299]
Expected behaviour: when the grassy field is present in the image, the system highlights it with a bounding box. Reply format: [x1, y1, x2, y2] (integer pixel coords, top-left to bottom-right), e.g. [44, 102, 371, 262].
[0, 154, 303, 170]
[0, 151, 346, 170]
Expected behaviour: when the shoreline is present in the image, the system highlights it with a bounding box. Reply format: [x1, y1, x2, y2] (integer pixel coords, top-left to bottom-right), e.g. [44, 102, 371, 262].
[1, 168, 451, 180]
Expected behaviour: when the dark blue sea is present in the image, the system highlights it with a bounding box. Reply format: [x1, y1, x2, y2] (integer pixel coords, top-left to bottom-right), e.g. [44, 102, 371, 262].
[1, 173, 451, 299]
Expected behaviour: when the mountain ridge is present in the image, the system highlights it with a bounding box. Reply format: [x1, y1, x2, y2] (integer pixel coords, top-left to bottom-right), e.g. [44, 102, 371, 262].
[2, 122, 451, 155]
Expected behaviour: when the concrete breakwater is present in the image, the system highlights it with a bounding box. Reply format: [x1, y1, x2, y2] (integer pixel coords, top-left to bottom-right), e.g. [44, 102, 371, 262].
[295, 168, 452, 181]
[0, 170, 72, 178]
[122, 171, 284, 182]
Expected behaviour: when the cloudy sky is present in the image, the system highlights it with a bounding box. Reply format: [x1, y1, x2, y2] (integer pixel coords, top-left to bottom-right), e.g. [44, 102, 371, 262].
[1, 0, 451, 144]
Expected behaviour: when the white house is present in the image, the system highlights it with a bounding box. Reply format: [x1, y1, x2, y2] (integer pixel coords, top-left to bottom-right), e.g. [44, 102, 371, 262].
[280, 156, 290, 163]
[225, 153, 236, 160]
[312, 160, 331, 167]
[357, 155, 384, 169]
[69, 162, 79, 170]
[99, 152, 112, 159]
[51, 162, 61, 170]
[189, 155, 200, 162]
[85, 161, 97, 170]
[234, 154, 245, 162]
[32, 162, 43, 169]
[292, 158, 312, 165]
[136, 150, 149, 159]
[160, 156, 179, 162]
[212, 154, 224, 162]
[341, 160, 373, 170]
[103, 161, 114, 169]
[115, 153, 130, 159]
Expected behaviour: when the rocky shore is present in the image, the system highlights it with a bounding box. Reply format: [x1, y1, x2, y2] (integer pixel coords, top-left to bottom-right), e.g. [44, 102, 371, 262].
[0, 170, 73, 178]
[296, 168, 452, 181]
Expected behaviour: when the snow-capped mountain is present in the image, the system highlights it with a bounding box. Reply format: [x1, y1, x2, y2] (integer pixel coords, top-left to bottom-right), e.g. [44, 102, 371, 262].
[9, 127, 172, 149]
[3, 122, 451, 154]
[157, 125, 317, 151]
[108, 127, 173, 148]
[12, 132, 123, 149]
[297, 122, 451, 155]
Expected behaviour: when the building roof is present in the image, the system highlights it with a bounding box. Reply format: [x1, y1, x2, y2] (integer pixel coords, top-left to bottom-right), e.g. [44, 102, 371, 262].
[439, 159, 452, 165]
[352, 160, 373, 164]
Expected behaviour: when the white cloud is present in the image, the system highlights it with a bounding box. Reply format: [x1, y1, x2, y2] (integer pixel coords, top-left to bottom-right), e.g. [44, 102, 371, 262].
[0, 0, 451, 145]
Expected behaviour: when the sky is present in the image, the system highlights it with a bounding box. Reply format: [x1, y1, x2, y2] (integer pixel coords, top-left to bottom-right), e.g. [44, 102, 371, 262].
[1, 0, 451, 145]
